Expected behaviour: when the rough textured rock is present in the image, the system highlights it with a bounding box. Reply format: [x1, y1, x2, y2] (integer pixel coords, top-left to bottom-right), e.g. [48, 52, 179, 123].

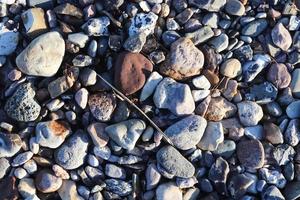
[156, 182, 183, 200]
[205, 96, 237, 121]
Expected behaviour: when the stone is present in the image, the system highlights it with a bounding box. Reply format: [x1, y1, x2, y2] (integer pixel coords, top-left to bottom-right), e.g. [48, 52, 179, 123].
[264, 122, 284, 144]
[286, 100, 300, 119]
[243, 54, 271, 82]
[285, 119, 300, 147]
[220, 58, 242, 78]
[75, 88, 88, 109]
[291, 69, 300, 98]
[58, 180, 84, 200]
[129, 12, 158, 37]
[0, 158, 10, 178]
[245, 125, 264, 139]
[0, 132, 22, 158]
[165, 115, 207, 150]
[192, 90, 210, 102]
[185, 26, 214, 45]
[0, 177, 19, 200]
[54, 3, 83, 18]
[21, 8, 47, 37]
[228, 173, 255, 199]
[87, 122, 109, 147]
[262, 186, 285, 200]
[5, 83, 41, 122]
[72, 55, 92, 67]
[205, 96, 237, 121]
[68, 33, 89, 48]
[54, 131, 89, 170]
[237, 140, 265, 169]
[247, 82, 278, 104]
[156, 182, 182, 200]
[80, 68, 97, 86]
[27, 0, 54, 9]
[213, 140, 236, 159]
[36, 120, 71, 149]
[35, 169, 62, 193]
[114, 52, 153, 95]
[192, 75, 211, 89]
[88, 92, 116, 122]
[267, 63, 291, 89]
[241, 19, 268, 37]
[105, 119, 146, 150]
[105, 164, 126, 180]
[272, 144, 295, 166]
[12, 151, 33, 167]
[160, 38, 204, 80]
[208, 157, 229, 195]
[16, 32, 65, 77]
[271, 23, 292, 51]
[140, 71, 163, 101]
[259, 168, 286, 189]
[81, 17, 110, 36]
[157, 145, 195, 178]
[123, 33, 147, 53]
[153, 77, 195, 116]
[284, 181, 300, 200]
[237, 101, 263, 126]
[146, 163, 161, 190]
[225, 0, 245, 16]
[197, 121, 224, 151]
[0, 23, 19, 56]
[18, 178, 36, 199]
[202, 13, 218, 29]
[208, 33, 229, 52]
[105, 179, 132, 197]
[93, 146, 111, 160]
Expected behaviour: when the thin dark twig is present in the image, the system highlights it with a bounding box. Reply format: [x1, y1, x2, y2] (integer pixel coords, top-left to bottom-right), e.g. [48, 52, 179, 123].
[96, 73, 174, 146]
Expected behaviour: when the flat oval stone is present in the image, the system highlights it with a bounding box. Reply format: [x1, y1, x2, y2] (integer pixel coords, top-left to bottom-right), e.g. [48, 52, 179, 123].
[291, 69, 300, 98]
[220, 58, 241, 78]
[286, 100, 300, 119]
[114, 52, 153, 95]
[237, 101, 263, 126]
[156, 145, 195, 178]
[267, 63, 291, 89]
[35, 169, 62, 193]
[164, 115, 207, 150]
[0, 132, 22, 158]
[241, 19, 268, 37]
[16, 31, 65, 77]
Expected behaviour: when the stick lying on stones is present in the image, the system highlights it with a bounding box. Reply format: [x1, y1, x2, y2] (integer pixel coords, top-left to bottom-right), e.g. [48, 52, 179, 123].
[96, 73, 174, 146]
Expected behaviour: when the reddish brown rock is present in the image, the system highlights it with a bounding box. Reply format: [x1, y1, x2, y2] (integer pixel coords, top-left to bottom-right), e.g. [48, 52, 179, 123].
[267, 63, 291, 89]
[0, 176, 19, 200]
[114, 52, 153, 95]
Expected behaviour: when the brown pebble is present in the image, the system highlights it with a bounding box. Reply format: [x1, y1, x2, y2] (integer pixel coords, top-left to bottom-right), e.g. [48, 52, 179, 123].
[202, 69, 220, 86]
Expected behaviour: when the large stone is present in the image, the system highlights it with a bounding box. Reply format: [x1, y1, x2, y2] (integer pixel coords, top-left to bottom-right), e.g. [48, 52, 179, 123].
[153, 77, 195, 116]
[5, 83, 41, 122]
[114, 52, 153, 95]
[160, 37, 204, 80]
[197, 121, 224, 151]
[129, 12, 158, 37]
[58, 180, 84, 200]
[16, 31, 65, 77]
[156, 145, 195, 178]
[0, 23, 19, 56]
[0, 132, 22, 158]
[164, 115, 207, 150]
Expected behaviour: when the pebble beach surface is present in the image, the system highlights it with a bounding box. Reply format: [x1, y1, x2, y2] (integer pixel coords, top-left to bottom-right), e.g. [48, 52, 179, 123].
[1, 0, 300, 200]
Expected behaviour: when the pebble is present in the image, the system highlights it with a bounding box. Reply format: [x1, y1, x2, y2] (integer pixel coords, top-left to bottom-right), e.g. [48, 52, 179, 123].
[228, 173, 254, 199]
[284, 181, 300, 200]
[220, 58, 242, 78]
[204, 96, 237, 121]
[262, 186, 285, 200]
[105, 164, 126, 180]
[208, 157, 229, 195]
[87, 122, 109, 148]
[16, 32, 64, 77]
[160, 37, 204, 80]
[21, 8, 47, 37]
[68, 32, 89, 48]
[114, 52, 153, 95]
[35, 120, 71, 148]
[54, 131, 89, 170]
[264, 122, 284, 144]
[0, 176, 19, 200]
[241, 19, 268, 37]
[291, 69, 300, 98]
[105, 179, 132, 197]
[209, 33, 229, 52]
[192, 75, 211, 89]
[93, 146, 111, 160]
[58, 180, 84, 200]
[0, 158, 10, 178]
[123, 33, 147, 53]
[146, 163, 161, 190]
[88, 92, 116, 122]
[286, 100, 300, 119]
[156, 145, 195, 178]
[80, 68, 97, 86]
[225, 0, 245, 16]
[202, 13, 219, 28]
[105, 119, 146, 150]
[192, 90, 210, 102]
[18, 178, 36, 199]
[164, 115, 207, 150]
[81, 17, 110, 36]
[35, 169, 62, 193]
[185, 26, 214, 45]
[75, 88, 88, 109]
[247, 81, 278, 104]
[267, 63, 291, 89]
[140, 71, 163, 101]
[12, 151, 33, 167]
[271, 23, 292, 51]
[0, 22, 19, 56]
[156, 182, 182, 200]
[237, 101, 263, 126]
[260, 168, 286, 189]
[213, 140, 236, 158]
[14, 167, 28, 179]
[153, 77, 195, 116]
[237, 139, 265, 169]
[72, 55, 93, 67]
[129, 12, 158, 37]
[197, 121, 224, 151]
[243, 54, 271, 82]
[0, 132, 22, 158]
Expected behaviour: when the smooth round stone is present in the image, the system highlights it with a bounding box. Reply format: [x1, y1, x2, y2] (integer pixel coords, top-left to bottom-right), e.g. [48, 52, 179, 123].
[35, 170, 62, 193]
[265, 102, 282, 117]
[291, 69, 300, 98]
[156, 145, 195, 178]
[164, 115, 207, 150]
[105, 119, 146, 150]
[68, 32, 89, 48]
[0, 132, 22, 158]
[284, 181, 300, 200]
[105, 179, 132, 197]
[264, 122, 284, 145]
[0, 23, 19, 56]
[156, 182, 182, 200]
[140, 71, 163, 102]
[58, 180, 83, 200]
[271, 23, 292, 51]
[79, 68, 96, 86]
[14, 167, 27, 179]
[267, 63, 291, 89]
[75, 88, 88, 109]
[225, 0, 245, 16]
[286, 100, 300, 119]
[54, 131, 89, 170]
[36, 120, 71, 148]
[114, 52, 153, 95]
[208, 33, 229, 52]
[0, 158, 10, 178]
[93, 146, 111, 160]
[241, 19, 268, 37]
[192, 75, 211, 90]
[88, 92, 116, 122]
[220, 58, 242, 78]
[208, 157, 229, 195]
[18, 178, 36, 198]
[16, 32, 64, 77]
[153, 77, 195, 116]
[237, 101, 263, 126]
[197, 121, 224, 151]
[146, 163, 161, 190]
[87, 122, 109, 148]
[5, 83, 41, 122]
[237, 139, 265, 169]
[213, 140, 236, 159]
[105, 164, 126, 180]
[192, 90, 210, 102]
[160, 37, 204, 80]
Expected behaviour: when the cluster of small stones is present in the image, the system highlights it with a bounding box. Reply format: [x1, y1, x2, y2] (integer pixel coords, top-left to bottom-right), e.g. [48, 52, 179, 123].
[2, 0, 300, 199]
